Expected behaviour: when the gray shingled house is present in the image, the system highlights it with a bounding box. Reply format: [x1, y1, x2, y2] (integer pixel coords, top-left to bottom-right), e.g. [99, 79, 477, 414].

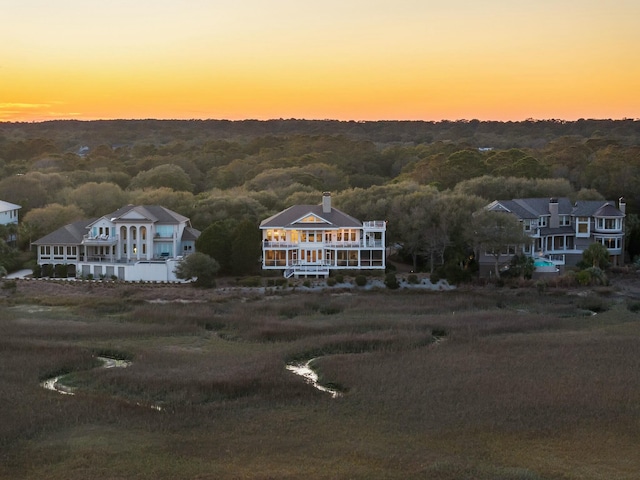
[479, 197, 626, 277]
[260, 192, 386, 278]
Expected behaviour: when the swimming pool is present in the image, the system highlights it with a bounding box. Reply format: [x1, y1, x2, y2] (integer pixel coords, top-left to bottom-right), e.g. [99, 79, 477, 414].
[534, 259, 555, 267]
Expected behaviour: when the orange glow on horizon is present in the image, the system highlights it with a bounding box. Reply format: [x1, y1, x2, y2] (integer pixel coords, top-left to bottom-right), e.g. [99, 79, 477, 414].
[2, 1, 639, 123]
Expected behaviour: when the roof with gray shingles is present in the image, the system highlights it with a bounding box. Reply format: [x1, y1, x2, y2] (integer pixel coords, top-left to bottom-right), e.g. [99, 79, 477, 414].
[260, 204, 362, 229]
[584, 202, 624, 217]
[106, 205, 189, 224]
[32, 219, 95, 245]
[490, 198, 624, 219]
[33, 205, 196, 246]
[181, 227, 200, 241]
[539, 226, 575, 236]
[0, 200, 21, 212]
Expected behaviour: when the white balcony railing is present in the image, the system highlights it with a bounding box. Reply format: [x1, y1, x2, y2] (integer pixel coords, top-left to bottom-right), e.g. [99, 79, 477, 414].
[264, 240, 384, 248]
[363, 221, 386, 229]
[82, 233, 119, 243]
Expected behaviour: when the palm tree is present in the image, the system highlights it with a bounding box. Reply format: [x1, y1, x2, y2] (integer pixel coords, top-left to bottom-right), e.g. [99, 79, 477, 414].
[582, 242, 609, 269]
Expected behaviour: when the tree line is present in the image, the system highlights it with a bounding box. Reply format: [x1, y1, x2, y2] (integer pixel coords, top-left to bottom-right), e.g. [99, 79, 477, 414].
[1, 119, 639, 276]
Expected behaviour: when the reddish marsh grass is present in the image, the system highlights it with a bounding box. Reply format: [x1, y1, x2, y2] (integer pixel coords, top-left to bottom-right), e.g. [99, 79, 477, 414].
[2, 284, 640, 479]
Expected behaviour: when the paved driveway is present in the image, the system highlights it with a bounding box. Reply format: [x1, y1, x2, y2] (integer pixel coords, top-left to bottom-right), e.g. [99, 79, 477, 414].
[6, 269, 32, 279]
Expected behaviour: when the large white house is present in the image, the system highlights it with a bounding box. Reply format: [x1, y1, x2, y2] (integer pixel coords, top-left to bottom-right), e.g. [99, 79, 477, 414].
[479, 197, 626, 276]
[32, 205, 200, 281]
[260, 192, 386, 278]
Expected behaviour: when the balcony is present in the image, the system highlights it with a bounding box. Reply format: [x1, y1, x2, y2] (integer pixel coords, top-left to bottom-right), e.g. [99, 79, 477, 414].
[78, 255, 176, 265]
[363, 221, 386, 230]
[264, 240, 384, 249]
[82, 233, 119, 245]
[593, 225, 623, 234]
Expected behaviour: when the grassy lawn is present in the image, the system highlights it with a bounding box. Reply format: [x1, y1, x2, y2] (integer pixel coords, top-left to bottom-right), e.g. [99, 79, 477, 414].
[1, 281, 639, 479]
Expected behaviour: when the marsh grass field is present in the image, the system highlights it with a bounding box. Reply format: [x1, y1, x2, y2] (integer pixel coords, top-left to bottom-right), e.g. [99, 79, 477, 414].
[1, 278, 640, 479]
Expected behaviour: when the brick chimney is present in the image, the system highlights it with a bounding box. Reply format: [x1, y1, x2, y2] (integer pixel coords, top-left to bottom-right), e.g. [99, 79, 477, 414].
[322, 192, 332, 214]
[549, 198, 559, 229]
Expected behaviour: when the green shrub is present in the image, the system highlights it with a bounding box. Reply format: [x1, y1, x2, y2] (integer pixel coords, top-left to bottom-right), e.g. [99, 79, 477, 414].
[407, 274, 419, 284]
[384, 273, 399, 289]
[54, 263, 68, 278]
[334, 274, 344, 283]
[431, 263, 473, 285]
[355, 275, 367, 286]
[575, 267, 608, 287]
[576, 270, 592, 286]
[41, 264, 53, 278]
[586, 267, 608, 286]
[32, 264, 42, 278]
[326, 277, 337, 287]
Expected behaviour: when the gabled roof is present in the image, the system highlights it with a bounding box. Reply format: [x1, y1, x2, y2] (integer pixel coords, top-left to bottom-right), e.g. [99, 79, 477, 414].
[32, 205, 193, 246]
[32, 219, 95, 245]
[181, 226, 201, 241]
[107, 205, 189, 224]
[489, 197, 624, 220]
[260, 204, 362, 229]
[485, 200, 512, 214]
[571, 200, 624, 217]
[592, 203, 625, 218]
[517, 197, 573, 216]
[0, 200, 21, 212]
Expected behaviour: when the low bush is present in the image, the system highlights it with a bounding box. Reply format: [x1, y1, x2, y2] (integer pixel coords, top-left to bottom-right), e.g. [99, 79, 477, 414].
[31, 264, 42, 278]
[326, 277, 337, 287]
[41, 264, 53, 278]
[355, 275, 367, 286]
[54, 264, 68, 278]
[384, 273, 399, 289]
[407, 274, 419, 284]
[576, 267, 608, 286]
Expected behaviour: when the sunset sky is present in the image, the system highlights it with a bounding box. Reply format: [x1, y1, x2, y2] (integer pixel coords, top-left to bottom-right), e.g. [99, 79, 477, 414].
[2, 0, 639, 122]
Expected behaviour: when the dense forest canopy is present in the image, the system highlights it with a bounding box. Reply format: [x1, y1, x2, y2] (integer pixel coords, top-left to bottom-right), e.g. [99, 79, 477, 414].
[1, 119, 640, 272]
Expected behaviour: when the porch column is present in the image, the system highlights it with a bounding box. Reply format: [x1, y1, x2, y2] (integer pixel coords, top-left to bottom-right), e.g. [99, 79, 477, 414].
[147, 227, 152, 260]
[173, 230, 178, 259]
[127, 226, 133, 261]
[135, 226, 141, 260]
